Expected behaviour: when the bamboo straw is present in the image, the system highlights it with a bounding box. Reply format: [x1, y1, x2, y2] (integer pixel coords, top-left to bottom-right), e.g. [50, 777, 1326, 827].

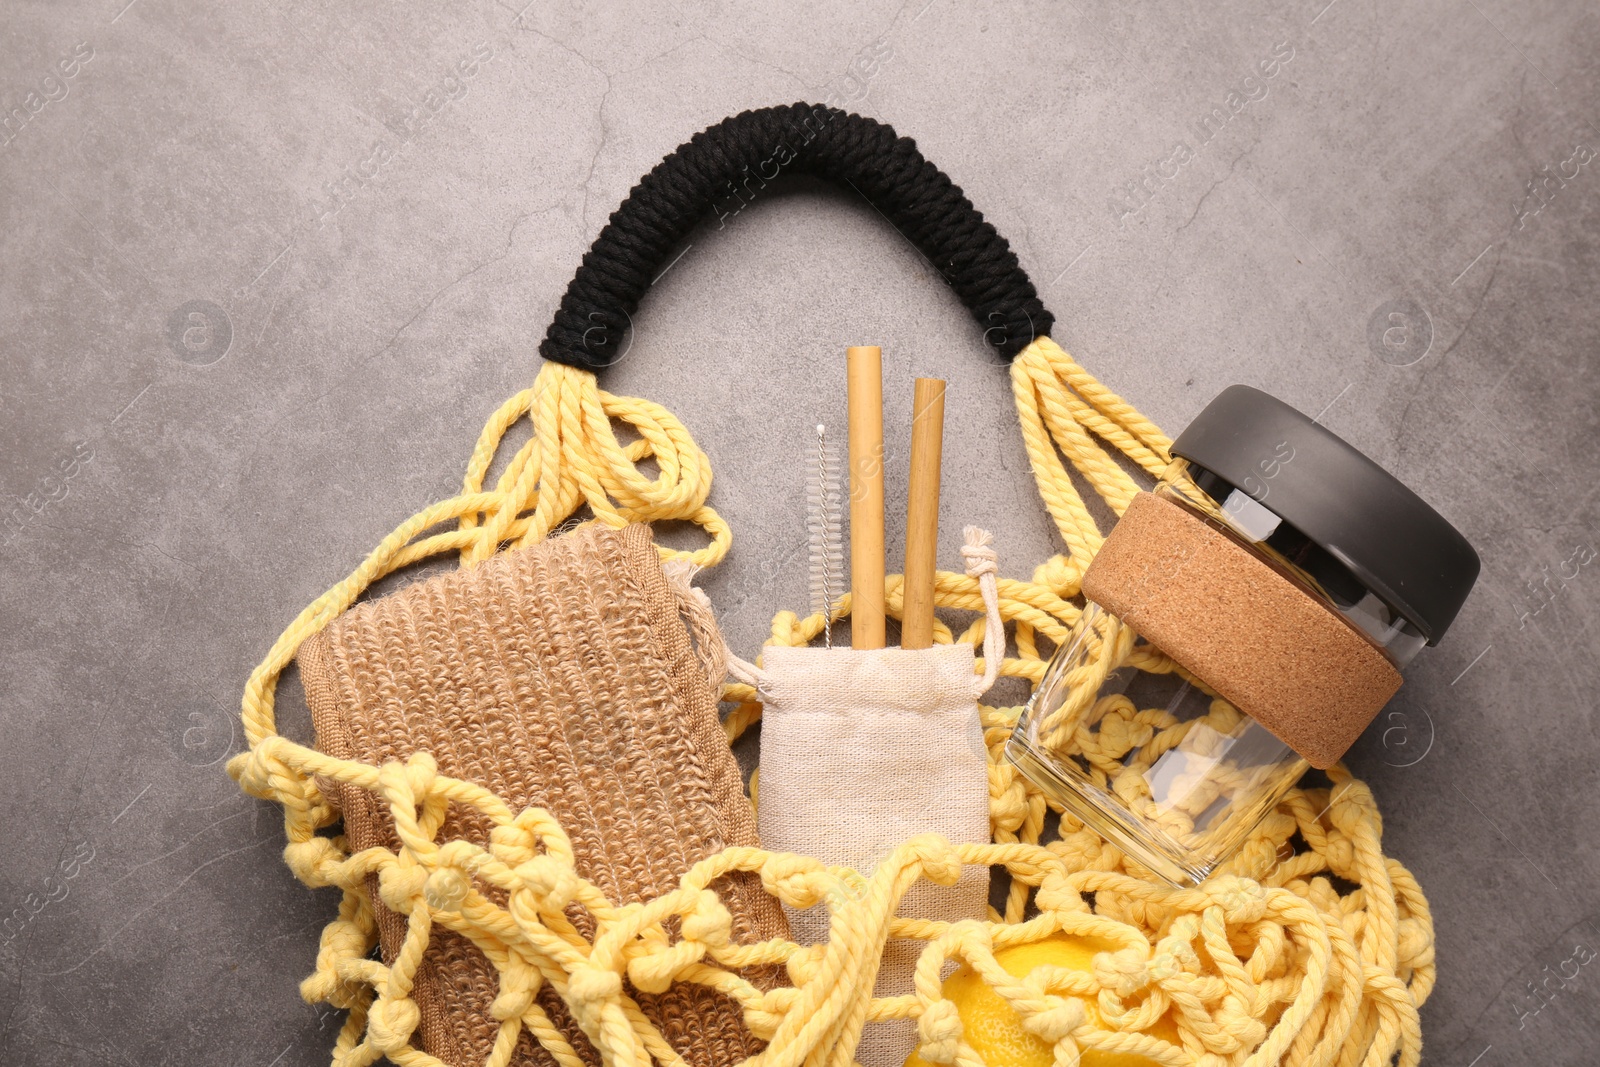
[847, 345, 885, 650]
[901, 377, 945, 650]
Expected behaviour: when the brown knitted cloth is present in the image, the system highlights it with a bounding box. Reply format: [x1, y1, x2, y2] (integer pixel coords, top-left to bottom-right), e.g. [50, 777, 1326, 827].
[299, 522, 786, 1066]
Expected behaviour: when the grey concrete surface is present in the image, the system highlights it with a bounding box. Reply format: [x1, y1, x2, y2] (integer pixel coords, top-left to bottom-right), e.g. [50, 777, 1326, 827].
[2, 0, 1598, 1064]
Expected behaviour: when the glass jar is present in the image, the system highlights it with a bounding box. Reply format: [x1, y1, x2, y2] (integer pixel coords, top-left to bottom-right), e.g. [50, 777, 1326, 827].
[1005, 385, 1479, 886]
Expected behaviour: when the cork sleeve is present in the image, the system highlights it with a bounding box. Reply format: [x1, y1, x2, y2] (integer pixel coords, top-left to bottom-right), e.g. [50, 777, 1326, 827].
[1080, 492, 1402, 769]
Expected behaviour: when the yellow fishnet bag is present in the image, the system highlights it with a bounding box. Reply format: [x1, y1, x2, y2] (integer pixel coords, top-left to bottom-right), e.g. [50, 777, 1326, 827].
[227, 340, 1431, 1067]
[227, 105, 1433, 1067]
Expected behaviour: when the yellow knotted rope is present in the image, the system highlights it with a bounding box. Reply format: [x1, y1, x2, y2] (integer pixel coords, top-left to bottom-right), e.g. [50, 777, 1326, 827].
[228, 336, 1432, 1067]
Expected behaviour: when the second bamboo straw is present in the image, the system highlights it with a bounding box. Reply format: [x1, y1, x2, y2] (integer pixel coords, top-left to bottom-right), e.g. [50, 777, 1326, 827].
[901, 378, 945, 649]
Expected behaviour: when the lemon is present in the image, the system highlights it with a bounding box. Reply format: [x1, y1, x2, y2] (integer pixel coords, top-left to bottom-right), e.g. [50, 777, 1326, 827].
[904, 934, 1179, 1067]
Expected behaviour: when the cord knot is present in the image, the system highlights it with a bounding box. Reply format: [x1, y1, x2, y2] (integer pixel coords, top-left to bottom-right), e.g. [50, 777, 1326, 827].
[1207, 875, 1268, 924]
[961, 526, 1006, 695]
[514, 855, 580, 912]
[378, 859, 428, 913]
[916, 999, 964, 1064]
[682, 888, 734, 948]
[1093, 946, 1153, 997]
[366, 996, 420, 1053]
[567, 964, 623, 1007]
[1035, 871, 1083, 913]
[231, 745, 291, 800]
[490, 970, 539, 1021]
[424, 864, 471, 912]
[759, 852, 829, 908]
[961, 526, 998, 577]
[1021, 994, 1086, 1044]
[396, 751, 440, 797]
[488, 815, 541, 867]
[1148, 937, 1200, 983]
[907, 834, 964, 886]
[282, 836, 343, 887]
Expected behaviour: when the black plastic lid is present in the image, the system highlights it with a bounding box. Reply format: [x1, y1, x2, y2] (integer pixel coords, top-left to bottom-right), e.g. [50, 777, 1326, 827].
[1170, 385, 1480, 644]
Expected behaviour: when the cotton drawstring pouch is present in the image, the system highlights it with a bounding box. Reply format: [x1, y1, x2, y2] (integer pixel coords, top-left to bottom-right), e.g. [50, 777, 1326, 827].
[230, 102, 1438, 1067]
[730, 529, 1004, 1065]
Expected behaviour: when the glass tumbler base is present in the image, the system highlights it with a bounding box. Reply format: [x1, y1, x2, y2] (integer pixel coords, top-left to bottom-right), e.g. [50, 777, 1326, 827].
[1004, 730, 1221, 888]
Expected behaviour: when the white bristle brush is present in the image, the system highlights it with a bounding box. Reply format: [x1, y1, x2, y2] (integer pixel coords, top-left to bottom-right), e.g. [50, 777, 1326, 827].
[806, 422, 845, 648]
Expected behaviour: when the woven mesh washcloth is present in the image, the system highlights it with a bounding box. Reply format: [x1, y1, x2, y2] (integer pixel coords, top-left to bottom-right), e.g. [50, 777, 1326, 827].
[299, 522, 786, 1066]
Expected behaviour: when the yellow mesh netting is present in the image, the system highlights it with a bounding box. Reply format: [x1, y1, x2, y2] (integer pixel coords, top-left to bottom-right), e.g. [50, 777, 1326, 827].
[228, 336, 1432, 1067]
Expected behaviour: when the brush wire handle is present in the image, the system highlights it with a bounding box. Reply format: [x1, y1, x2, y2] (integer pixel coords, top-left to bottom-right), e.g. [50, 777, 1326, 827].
[806, 424, 845, 648]
[539, 103, 1053, 370]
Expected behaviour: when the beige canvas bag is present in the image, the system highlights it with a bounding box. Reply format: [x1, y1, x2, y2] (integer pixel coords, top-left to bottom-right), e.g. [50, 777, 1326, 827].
[726, 528, 1005, 1065]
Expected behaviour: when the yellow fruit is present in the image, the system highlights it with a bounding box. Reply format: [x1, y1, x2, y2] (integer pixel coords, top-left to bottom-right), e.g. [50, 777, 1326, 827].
[904, 934, 1179, 1067]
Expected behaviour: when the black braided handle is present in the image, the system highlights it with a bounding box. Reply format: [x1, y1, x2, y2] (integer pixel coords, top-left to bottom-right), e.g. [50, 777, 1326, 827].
[539, 102, 1053, 370]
